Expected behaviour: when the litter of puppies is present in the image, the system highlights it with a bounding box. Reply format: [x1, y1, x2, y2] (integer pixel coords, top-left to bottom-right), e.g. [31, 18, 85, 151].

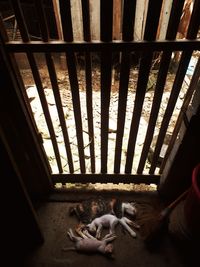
[64, 197, 140, 257]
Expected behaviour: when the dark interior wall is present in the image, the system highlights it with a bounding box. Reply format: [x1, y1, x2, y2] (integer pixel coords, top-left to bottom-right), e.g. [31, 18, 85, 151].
[159, 110, 200, 201]
[1, 134, 44, 264]
[0, 39, 52, 199]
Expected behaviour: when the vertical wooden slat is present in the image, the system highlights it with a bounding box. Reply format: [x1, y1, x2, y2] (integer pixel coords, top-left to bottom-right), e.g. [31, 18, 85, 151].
[59, 0, 86, 173]
[125, 52, 153, 174]
[58, 0, 73, 41]
[81, 0, 91, 42]
[100, 0, 113, 41]
[52, 0, 63, 39]
[81, 0, 95, 173]
[34, 0, 74, 173]
[85, 52, 95, 173]
[165, 0, 185, 40]
[186, 0, 200, 39]
[137, 0, 186, 174]
[114, 52, 131, 173]
[122, 0, 136, 41]
[149, 0, 200, 174]
[100, 48, 112, 173]
[114, 0, 136, 173]
[143, 0, 163, 41]
[100, 0, 113, 173]
[11, 0, 63, 173]
[45, 54, 74, 173]
[125, 0, 163, 174]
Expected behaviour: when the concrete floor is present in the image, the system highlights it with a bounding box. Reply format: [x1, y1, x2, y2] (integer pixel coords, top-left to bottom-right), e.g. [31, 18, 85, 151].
[22, 191, 197, 267]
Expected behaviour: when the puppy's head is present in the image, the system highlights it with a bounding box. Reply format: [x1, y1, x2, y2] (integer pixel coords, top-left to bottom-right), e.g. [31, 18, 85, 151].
[123, 202, 137, 217]
[86, 223, 97, 234]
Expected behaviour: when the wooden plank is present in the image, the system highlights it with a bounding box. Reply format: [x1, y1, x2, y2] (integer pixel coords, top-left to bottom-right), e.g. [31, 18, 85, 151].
[10, 0, 29, 42]
[59, 0, 73, 41]
[71, 0, 83, 41]
[11, 0, 63, 173]
[100, 0, 113, 173]
[114, 52, 131, 173]
[35, 0, 74, 173]
[59, 0, 86, 173]
[122, 0, 136, 41]
[90, 0, 100, 40]
[81, 0, 95, 172]
[113, 0, 122, 40]
[34, 0, 49, 41]
[166, 0, 185, 40]
[134, 0, 148, 40]
[52, 173, 160, 184]
[186, 0, 200, 39]
[5, 40, 200, 53]
[157, 0, 173, 40]
[52, 0, 63, 39]
[81, 0, 91, 41]
[100, 0, 113, 41]
[85, 52, 95, 173]
[143, 0, 163, 41]
[100, 48, 112, 173]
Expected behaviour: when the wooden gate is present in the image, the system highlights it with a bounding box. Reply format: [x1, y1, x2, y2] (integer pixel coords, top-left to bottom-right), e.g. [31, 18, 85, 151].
[0, 0, 200, 186]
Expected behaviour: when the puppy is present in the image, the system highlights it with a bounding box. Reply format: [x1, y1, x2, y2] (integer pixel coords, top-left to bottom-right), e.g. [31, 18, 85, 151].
[64, 228, 116, 256]
[86, 214, 140, 239]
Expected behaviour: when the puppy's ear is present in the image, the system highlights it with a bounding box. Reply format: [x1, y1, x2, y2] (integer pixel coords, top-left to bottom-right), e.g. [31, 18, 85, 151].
[130, 202, 136, 206]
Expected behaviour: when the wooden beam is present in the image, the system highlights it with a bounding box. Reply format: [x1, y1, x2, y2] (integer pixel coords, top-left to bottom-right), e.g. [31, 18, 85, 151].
[52, 173, 160, 184]
[5, 40, 200, 52]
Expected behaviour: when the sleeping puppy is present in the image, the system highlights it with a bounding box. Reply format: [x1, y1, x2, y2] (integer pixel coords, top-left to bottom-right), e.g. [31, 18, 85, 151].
[64, 228, 116, 257]
[86, 214, 140, 239]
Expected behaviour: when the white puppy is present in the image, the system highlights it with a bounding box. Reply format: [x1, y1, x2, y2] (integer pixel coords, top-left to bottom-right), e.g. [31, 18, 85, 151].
[64, 228, 116, 256]
[86, 214, 140, 239]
